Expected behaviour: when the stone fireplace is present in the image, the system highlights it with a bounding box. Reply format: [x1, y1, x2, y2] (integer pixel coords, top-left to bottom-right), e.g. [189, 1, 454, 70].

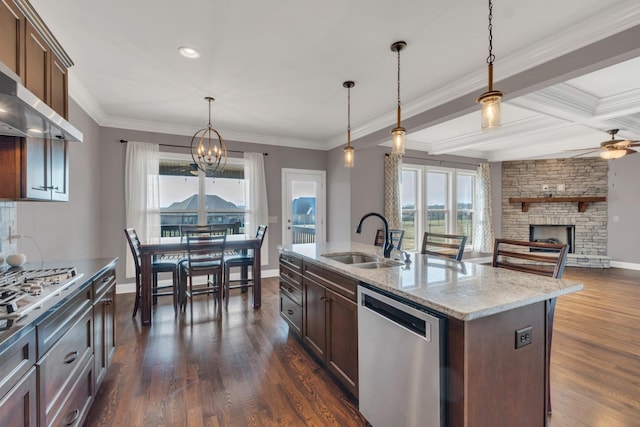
[501, 159, 610, 268]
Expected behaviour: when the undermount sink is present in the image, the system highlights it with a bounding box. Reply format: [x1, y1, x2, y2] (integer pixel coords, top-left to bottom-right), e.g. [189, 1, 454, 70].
[322, 252, 379, 264]
[322, 252, 404, 269]
[354, 260, 404, 269]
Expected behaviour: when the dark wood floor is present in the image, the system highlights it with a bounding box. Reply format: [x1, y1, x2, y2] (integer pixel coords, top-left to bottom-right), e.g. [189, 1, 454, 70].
[84, 267, 640, 426]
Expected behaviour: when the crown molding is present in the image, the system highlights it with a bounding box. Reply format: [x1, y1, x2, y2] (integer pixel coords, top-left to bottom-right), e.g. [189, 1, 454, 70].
[594, 87, 640, 119]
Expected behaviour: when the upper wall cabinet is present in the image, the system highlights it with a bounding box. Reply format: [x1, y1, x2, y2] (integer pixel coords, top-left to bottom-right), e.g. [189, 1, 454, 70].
[0, 0, 72, 119]
[0, 135, 69, 201]
[0, 0, 25, 76]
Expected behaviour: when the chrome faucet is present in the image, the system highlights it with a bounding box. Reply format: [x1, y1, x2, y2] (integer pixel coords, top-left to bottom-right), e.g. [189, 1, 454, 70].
[356, 212, 393, 258]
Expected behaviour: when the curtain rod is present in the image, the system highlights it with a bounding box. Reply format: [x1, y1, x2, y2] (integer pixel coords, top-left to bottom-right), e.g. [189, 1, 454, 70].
[119, 139, 268, 156]
[385, 153, 479, 167]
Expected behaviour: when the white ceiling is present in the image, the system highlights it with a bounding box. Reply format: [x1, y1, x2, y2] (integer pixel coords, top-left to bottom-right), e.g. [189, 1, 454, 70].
[29, 0, 640, 161]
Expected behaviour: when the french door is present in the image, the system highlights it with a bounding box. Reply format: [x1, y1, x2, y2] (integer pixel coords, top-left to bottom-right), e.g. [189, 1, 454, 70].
[282, 169, 326, 246]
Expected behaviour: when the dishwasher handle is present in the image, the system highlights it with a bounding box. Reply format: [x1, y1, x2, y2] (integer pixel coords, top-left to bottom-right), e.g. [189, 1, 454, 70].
[363, 293, 427, 338]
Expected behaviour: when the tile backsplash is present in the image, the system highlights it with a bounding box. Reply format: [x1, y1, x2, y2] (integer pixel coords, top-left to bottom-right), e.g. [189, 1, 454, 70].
[0, 201, 17, 264]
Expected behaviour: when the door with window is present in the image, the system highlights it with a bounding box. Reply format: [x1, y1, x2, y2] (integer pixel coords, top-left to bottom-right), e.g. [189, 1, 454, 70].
[282, 169, 326, 246]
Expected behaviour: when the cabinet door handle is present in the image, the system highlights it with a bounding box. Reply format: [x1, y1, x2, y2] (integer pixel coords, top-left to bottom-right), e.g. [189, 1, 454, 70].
[320, 296, 327, 302]
[64, 351, 79, 364]
[104, 299, 113, 305]
[32, 186, 47, 191]
[65, 409, 80, 426]
[287, 309, 294, 315]
[287, 287, 294, 293]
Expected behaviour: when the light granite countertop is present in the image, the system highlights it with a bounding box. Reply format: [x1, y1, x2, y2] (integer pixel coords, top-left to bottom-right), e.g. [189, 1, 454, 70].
[280, 242, 583, 321]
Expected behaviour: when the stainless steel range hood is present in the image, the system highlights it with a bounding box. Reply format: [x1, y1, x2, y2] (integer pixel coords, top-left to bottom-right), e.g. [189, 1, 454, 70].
[0, 61, 83, 142]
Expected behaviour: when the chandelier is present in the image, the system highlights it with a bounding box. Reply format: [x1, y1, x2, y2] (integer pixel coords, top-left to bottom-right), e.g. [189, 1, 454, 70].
[190, 96, 227, 174]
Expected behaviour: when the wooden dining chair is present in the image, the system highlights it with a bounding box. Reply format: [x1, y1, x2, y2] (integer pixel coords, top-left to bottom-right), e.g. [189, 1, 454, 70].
[421, 232, 467, 261]
[124, 228, 179, 317]
[179, 228, 227, 319]
[223, 225, 267, 309]
[491, 238, 569, 415]
[374, 229, 405, 251]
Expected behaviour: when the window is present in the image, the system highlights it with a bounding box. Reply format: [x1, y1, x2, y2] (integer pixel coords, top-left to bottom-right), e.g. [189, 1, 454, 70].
[401, 165, 476, 251]
[158, 153, 246, 236]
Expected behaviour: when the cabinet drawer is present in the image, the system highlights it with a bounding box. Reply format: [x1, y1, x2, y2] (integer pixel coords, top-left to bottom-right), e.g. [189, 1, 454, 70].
[280, 293, 302, 337]
[0, 328, 36, 400]
[303, 261, 358, 302]
[46, 355, 94, 427]
[38, 307, 92, 421]
[280, 253, 302, 273]
[37, 286, 92, 358]
[280, 264, 302, 287]
[0, 366, 37, 427]
[280, 278, 302, 306]
[93, 267, 116, 299]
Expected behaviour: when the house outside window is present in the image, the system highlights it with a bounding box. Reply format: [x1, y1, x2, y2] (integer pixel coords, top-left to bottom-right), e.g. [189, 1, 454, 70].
[401, 165, 476, 251]
[158, 153, 246, 236]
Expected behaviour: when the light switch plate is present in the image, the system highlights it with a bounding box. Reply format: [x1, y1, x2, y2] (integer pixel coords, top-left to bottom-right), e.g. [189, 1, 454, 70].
[542, 184, 549, 191]
[557, 183, 565, 192]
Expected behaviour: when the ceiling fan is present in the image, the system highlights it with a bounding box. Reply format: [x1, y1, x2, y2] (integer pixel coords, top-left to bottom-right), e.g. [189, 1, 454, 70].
[571, 129, 640, 159]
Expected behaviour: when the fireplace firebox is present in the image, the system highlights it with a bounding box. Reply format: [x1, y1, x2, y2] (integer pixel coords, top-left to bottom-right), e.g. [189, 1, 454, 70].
[529, 225, 575, 253]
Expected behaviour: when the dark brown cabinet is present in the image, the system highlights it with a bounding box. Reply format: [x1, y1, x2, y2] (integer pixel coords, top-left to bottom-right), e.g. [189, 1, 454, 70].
[0, 0, 24, 75]
[0, 136, 69, 201]
[0, 366, 37, 427]
[302, 261, 359, 398]
[1, 0, 70, 119]
[279, 253, 303, 338]
[93, 268, 116, 390]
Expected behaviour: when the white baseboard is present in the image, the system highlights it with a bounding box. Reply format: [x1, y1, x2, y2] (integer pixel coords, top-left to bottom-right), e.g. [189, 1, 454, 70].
[116, 267, 280, 295]
[610, 261, 640, 271]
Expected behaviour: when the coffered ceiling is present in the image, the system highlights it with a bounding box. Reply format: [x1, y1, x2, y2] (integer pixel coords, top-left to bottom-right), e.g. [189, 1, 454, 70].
[29, 0, 640, 161]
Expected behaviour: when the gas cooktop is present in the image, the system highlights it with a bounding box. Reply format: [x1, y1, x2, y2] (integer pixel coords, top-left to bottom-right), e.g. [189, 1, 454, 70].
[0, 267, 84, 325]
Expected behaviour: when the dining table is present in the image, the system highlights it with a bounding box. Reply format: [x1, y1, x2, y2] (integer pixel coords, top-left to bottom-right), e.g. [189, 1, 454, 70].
[139, 234, 262, 326]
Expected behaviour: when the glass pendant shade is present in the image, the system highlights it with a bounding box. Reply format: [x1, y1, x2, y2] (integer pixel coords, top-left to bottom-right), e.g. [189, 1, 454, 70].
[479, 93, 502, 129]
[344, 145, 354, 168]
[391, 127, 406, 155]
[600, 148, 627, 160]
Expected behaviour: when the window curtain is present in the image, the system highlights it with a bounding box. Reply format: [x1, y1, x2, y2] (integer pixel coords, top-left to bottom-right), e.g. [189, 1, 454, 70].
[124, 141, 160, 278]
[473, 162, 494, 253]
[244, 152, 269, 265]
[384, 153, 402, 229]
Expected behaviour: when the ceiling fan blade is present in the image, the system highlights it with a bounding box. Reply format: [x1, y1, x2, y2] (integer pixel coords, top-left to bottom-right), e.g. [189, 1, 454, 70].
[569, 148, 601, 157]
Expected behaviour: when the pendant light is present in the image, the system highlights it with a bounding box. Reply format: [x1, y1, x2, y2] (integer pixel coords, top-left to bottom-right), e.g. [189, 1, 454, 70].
[343, 81, 355, 168]
[190, 96, 227, 174]
[476, 0, 504, 130]
[390, 41, 407, 155]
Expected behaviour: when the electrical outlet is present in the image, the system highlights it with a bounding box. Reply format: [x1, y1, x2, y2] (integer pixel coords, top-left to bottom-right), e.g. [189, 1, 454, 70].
[515, 326, 533, 349]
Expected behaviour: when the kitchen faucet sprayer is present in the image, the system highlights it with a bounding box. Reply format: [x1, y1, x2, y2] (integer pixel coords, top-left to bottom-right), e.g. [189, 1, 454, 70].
[356, 212, 394, 258]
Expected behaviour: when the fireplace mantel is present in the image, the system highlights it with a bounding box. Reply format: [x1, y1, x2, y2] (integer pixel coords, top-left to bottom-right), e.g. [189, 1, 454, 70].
[508, 196, 607, 212]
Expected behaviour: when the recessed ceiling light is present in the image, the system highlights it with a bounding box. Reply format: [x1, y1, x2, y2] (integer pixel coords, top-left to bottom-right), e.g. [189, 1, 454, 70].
[0, 107, 7, 113]
[178, 46, 200, 59]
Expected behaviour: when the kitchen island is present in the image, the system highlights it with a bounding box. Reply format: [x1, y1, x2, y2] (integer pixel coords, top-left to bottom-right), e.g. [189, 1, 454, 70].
[279, 242, 583, 427]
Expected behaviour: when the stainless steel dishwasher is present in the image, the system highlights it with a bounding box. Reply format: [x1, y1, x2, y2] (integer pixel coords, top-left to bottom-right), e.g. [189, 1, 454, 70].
[358, 285, 445, 427]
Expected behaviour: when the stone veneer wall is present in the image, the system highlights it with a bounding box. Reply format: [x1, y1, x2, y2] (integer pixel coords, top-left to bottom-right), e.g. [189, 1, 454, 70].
[0, 201, 18, 265]
[501, 159, 609, 268]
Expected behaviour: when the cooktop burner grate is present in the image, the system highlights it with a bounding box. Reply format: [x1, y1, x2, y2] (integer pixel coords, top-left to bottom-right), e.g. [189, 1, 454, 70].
[0, 267, 82, 325]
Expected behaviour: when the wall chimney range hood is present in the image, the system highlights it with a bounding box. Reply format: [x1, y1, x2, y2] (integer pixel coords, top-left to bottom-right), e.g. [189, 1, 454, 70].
[0, 61, 83, 142]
